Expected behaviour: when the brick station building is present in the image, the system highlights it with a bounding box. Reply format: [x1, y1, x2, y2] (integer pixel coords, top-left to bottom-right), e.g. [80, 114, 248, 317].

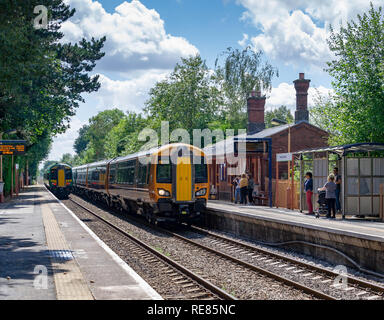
[205, 73, 329, 202]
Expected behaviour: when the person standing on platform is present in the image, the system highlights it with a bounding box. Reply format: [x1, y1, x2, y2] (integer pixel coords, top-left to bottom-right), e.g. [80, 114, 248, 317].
[333, 167, 342, 214]
[318, 174, 337, 219]
[233, 176, 240, 204]
[304, 172, 314, 215]
[247, 174, 254, 205]
[239, 174, 248, 205]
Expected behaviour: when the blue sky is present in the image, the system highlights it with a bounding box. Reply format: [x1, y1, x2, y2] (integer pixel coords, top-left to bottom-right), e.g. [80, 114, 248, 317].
[47, 0, 382, 161]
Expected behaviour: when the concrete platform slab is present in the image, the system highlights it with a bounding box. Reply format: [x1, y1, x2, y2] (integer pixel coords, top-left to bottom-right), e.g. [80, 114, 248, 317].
[0, 186, 162, 300]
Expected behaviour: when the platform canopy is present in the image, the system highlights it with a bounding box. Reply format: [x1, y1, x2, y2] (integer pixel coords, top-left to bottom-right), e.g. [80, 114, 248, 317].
[294, 143, 384, 156]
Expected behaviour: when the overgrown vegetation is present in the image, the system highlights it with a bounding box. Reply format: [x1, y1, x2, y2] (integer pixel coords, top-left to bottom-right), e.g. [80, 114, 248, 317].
[0, 0, 105, 193]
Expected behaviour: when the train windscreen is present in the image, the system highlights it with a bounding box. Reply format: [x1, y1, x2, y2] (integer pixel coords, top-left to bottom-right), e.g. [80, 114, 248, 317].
[65, 168, 72, 179]
[194, 157, 208, 183]
[156, 164, 172, 183]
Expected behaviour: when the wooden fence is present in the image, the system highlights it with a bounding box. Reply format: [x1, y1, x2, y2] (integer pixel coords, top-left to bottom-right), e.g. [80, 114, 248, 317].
[265, 178, 300, 210]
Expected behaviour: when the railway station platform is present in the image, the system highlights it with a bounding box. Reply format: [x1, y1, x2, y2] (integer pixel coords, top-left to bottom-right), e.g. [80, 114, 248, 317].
[0, 185, 162, 300]
[205, 201, 384, 276]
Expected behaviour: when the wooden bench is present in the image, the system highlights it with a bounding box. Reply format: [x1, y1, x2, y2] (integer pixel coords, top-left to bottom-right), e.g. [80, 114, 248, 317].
[253, 195, 268, 206]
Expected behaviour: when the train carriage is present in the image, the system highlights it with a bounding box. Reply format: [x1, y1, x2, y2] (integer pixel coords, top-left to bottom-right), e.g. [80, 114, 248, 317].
[44, 163, 73, 199]
[72, 143, 209, 224]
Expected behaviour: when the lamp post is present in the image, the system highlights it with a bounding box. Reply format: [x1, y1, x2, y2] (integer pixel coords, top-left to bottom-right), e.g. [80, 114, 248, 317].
[0, 129, 18, 202]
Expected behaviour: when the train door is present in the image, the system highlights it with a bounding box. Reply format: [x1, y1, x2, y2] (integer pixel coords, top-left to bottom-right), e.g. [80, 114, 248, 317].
[175, 154, 193, 202]
[57, 167, 65, 187]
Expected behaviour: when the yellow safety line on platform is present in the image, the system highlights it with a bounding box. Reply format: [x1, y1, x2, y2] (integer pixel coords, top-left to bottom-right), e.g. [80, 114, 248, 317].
[41, 195, 93, 300]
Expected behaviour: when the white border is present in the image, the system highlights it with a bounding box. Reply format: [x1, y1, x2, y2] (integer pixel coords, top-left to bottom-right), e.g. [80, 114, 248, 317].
[44, 186, 163, 300]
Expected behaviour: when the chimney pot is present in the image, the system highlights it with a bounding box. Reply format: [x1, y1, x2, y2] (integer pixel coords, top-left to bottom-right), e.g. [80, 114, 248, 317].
[247, 91, 266, 134]
[294, 73, 310, 123]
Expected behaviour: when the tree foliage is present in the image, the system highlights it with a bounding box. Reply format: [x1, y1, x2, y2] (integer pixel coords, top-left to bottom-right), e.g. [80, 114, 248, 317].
[74, 109, 125, 163]
[325, 3, 384, 144]
[214, 47, 278, 129]
[0, 0, 105, 185]
[104, 112, 149, 158]
[145, 55, 222, 135]
[265, 106, 293, 128]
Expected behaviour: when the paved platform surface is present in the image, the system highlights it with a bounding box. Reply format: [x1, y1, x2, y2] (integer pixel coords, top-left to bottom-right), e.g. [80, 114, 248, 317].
[207, 201, 384, 242]
[0, 185, 162, 300]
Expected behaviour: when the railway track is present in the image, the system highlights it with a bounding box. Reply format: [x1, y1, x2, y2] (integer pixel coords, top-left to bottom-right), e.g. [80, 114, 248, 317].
[67, 195, 384, 300]
[66, 196, 329, 300]
[174, 226, 384, 300]
[67, 197, 235, 300]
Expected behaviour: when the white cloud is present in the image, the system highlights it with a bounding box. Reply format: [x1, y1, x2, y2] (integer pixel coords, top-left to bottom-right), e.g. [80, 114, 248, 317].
[238, 33, 249, 47]
[62, 0, 199, 73]
[91, 72, 168, 112]
[237, 0, 383, 68]
[266, 82, 333, 112]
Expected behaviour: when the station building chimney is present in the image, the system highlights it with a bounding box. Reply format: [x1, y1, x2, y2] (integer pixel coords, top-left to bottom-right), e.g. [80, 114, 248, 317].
[247, 90, 266, 134]
[294, 73, 310, 123]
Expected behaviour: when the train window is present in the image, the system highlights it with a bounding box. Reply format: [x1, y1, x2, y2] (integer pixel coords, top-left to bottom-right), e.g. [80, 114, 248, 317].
[194, 157, 208, 183]
[127, 160, 136, 185]
[116, 160, 136, 184]
[137, 163, 148, 185]
[65, 169, 72, 179]
[156, 164, 172, 183]
[109, 164, 116, 183]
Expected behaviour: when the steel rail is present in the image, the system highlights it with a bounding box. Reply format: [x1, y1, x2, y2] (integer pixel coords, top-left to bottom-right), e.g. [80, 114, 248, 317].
[70, 196, 333, 300]
[189, 225, 384, 294]
[69, 198, 237, 301]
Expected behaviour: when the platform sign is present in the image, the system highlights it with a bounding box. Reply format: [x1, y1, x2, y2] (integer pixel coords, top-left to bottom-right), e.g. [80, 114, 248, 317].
[0, 140, 26, 155]
[276, 152, 293, 162]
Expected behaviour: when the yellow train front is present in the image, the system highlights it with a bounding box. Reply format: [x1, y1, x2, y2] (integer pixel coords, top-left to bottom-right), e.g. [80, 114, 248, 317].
[72, 143, 209, 224]
[44, 163, 73, 199]
[147, 143, 209, 223]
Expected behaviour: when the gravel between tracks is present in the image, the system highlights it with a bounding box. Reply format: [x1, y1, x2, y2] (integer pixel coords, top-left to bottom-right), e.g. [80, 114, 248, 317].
[62, 199, 218, 300]
[178, 229, 384, 300]
[64, 195, 316, 300]
[193, 227, 384, 293]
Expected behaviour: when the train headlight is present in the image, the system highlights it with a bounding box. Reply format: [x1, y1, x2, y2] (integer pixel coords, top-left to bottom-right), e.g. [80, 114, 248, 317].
[158, 189, 171, 197]
[195, 188, 207, 197]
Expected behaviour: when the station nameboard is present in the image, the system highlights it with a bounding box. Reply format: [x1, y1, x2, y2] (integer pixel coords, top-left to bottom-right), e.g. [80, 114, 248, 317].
[276, 152, 293, 162]
[0, 140, 27, 155]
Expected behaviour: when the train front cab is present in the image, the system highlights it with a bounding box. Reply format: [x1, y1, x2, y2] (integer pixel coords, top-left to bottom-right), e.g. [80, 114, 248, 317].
[47, 164, 73, 199]
[150, 145, 209, 223]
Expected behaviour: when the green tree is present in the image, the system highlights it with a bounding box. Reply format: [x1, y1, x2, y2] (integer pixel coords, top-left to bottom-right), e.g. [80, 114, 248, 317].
[325, 3, 384, 144]
[59, 153, 76, 166]
[76, 109, 125, 162]
[265, 105, 294, 128]
[145, 55, 222, 135]
[0, 0, 105, 184]
[214, 47, 278, 130]
[105, 112, 149, 158]
[74, 125, 90, 155]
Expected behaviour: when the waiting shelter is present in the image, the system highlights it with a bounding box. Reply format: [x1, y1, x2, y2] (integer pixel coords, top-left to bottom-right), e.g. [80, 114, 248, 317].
[294, 143, 384, 218]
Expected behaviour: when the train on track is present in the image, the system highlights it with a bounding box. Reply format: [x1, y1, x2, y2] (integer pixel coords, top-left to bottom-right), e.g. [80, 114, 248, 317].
[72, 143, 209, 224]
[44, 163, 73, 199]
